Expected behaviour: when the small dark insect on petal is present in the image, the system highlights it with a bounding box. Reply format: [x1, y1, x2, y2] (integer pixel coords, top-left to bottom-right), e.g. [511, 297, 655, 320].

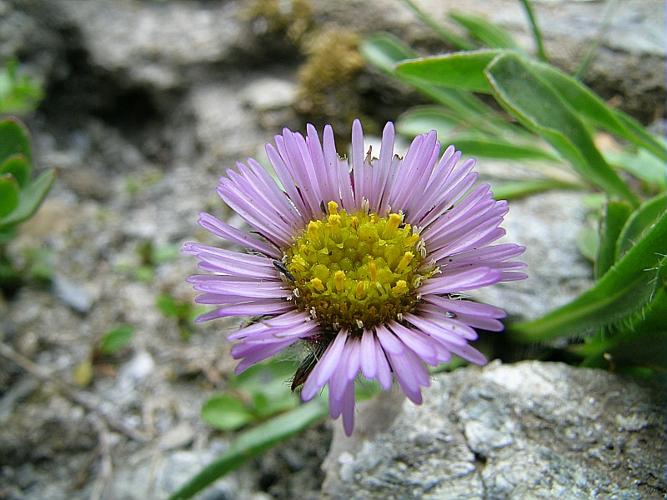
[320, 200, 327, 214]
[291, 341, 327, 391]
[273, 260, 295, 282]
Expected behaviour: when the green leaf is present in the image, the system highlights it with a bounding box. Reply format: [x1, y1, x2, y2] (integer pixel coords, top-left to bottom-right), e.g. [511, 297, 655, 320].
[0, 118, 31, 165]
[576, 263, 667, 370]
[361, 35, 506, 129]
[170, 399, 328, 500]
[509, 208, 667, 342]
[595, 201, 632, 279]
[360, 32, 416, 74]
[0, 174, 20, 218]
[605, 148, 667, 191]
[232, 359, 298, 418]
[449, 11, 519, 50]
[525, 61, 667, 161]
[484, 53, 637, 205]
[396, 106, 460, 138]
[0, 168, 55, 228]
[202, 394, 256, 431]
[492, 179, 581, 200]
[399, 0, 473, 50]
[451, 136, 560, 161]
[519, 0, 548, 61]
[0, 154, 30, 187]
[616, 192, 667, 260]
[577, 227, 599, 263]
[395, 49, 667, 161]
[395, 49, 502, 93]
[98, 325, 134, 355]
[396, 107, 555, 160]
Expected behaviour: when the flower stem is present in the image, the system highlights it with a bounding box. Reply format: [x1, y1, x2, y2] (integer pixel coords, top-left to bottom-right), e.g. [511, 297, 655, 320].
[518, 0, 548, 62]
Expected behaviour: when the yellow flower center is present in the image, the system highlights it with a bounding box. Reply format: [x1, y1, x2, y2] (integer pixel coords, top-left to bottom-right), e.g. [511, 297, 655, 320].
[284, 201, 436, 334]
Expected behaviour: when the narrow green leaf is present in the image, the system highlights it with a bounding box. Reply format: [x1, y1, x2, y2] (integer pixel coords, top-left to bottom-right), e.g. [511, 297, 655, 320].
[361, 36, 515, 135]
[484, 53, 637, 205]
[525, 61, 667, 161]
[491, 179, 581, 200]
[0, 168, 55, 228]
[395, 49, 501, 93]
[519, 0, 548, 61]
[399, 0, 473, 50]
[595, 201, 632, 279]
[396, 107, 557, 160]
[0, 154, 30, 187]
[605, 147, 667, 190]
[611, 112, 667, 162]
[449, 11, 519, 50]
[451, 136, 559, 161]
[0, 174, 20, 218]
[99, 325, 135, 355]
[509, 209, 667, 342]
[0, 118, 31, 165]
[170, 399, 328, 500]
[202, 394, 256, 431]
[396, 107, 460, 138]
[360, 32, 417, 74]
[577, 227, 599, 263]
[616, 192, 667, 259]
[575, 263, 667, 370]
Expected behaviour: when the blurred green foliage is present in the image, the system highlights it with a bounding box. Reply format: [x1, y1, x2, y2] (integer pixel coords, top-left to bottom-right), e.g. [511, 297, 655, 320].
[0, 59, 43, 114]
[0, 117, 55, 295]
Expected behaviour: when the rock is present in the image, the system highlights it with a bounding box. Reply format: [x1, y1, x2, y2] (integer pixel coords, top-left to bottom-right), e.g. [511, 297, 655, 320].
[55, 0, 247, 91]
[243, 76, 297, 112]
[322, 361, 666, 499]
[52, 273, 94, 314]
[117, 350, 155, 389]
[109, 446, 243, 500]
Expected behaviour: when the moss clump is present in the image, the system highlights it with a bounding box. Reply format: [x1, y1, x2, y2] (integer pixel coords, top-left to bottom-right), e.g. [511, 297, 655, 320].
[243, 0, 313, 44]
[295, 29, 368, 133]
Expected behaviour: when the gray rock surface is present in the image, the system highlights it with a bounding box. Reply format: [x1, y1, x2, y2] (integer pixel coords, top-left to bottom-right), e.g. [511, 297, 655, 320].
[322, 361, 666, 499]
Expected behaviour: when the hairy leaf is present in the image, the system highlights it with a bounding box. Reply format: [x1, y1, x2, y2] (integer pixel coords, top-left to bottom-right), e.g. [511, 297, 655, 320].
[484, 53, 637, 204]
[595, 201, 632, 279]
[510, 209, 667, 342]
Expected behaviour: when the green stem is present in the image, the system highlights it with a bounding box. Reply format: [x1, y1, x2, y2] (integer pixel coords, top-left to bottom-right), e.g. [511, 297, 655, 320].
[518, 0, 548, 62]
[400, 0, 474, 50]
[574, 0, 620, 80]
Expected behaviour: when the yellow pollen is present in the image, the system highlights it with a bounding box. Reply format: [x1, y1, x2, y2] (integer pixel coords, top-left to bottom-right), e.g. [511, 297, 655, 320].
[310, 277, 325, 292]
[368, 260, 377, 281]
[284, 203, 437, 333]
[383, 212, 403, 238]
[355, 281, 367, 299]
[397, 251, 414, 272]
[334, 270, 346, 292]
[327, 201, 339, 215]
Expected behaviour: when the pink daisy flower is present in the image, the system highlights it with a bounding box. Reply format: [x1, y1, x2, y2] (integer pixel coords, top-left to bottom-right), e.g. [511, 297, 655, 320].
[184, 120, 526, 435]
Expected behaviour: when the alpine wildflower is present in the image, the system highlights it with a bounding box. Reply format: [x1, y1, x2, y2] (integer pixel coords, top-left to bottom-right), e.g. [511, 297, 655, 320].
[183, 120, 526, 435]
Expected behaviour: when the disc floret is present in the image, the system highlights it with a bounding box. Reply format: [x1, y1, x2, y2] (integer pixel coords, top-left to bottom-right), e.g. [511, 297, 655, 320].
[285, 201, 436, 333]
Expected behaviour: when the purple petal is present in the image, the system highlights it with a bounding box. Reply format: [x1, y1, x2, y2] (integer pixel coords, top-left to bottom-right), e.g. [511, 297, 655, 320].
[301, 331, 348, 401]
[420, 267, 502, 295]
[360, 330, 378, 378]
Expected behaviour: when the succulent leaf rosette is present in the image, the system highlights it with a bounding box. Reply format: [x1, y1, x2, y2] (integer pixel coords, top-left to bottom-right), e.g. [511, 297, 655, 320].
[184, 120, 525, 435]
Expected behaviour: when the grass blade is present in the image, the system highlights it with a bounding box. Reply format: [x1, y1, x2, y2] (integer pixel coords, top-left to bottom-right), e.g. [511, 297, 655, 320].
[518, 0, 547, 61]
[169, 399, 328, 500]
